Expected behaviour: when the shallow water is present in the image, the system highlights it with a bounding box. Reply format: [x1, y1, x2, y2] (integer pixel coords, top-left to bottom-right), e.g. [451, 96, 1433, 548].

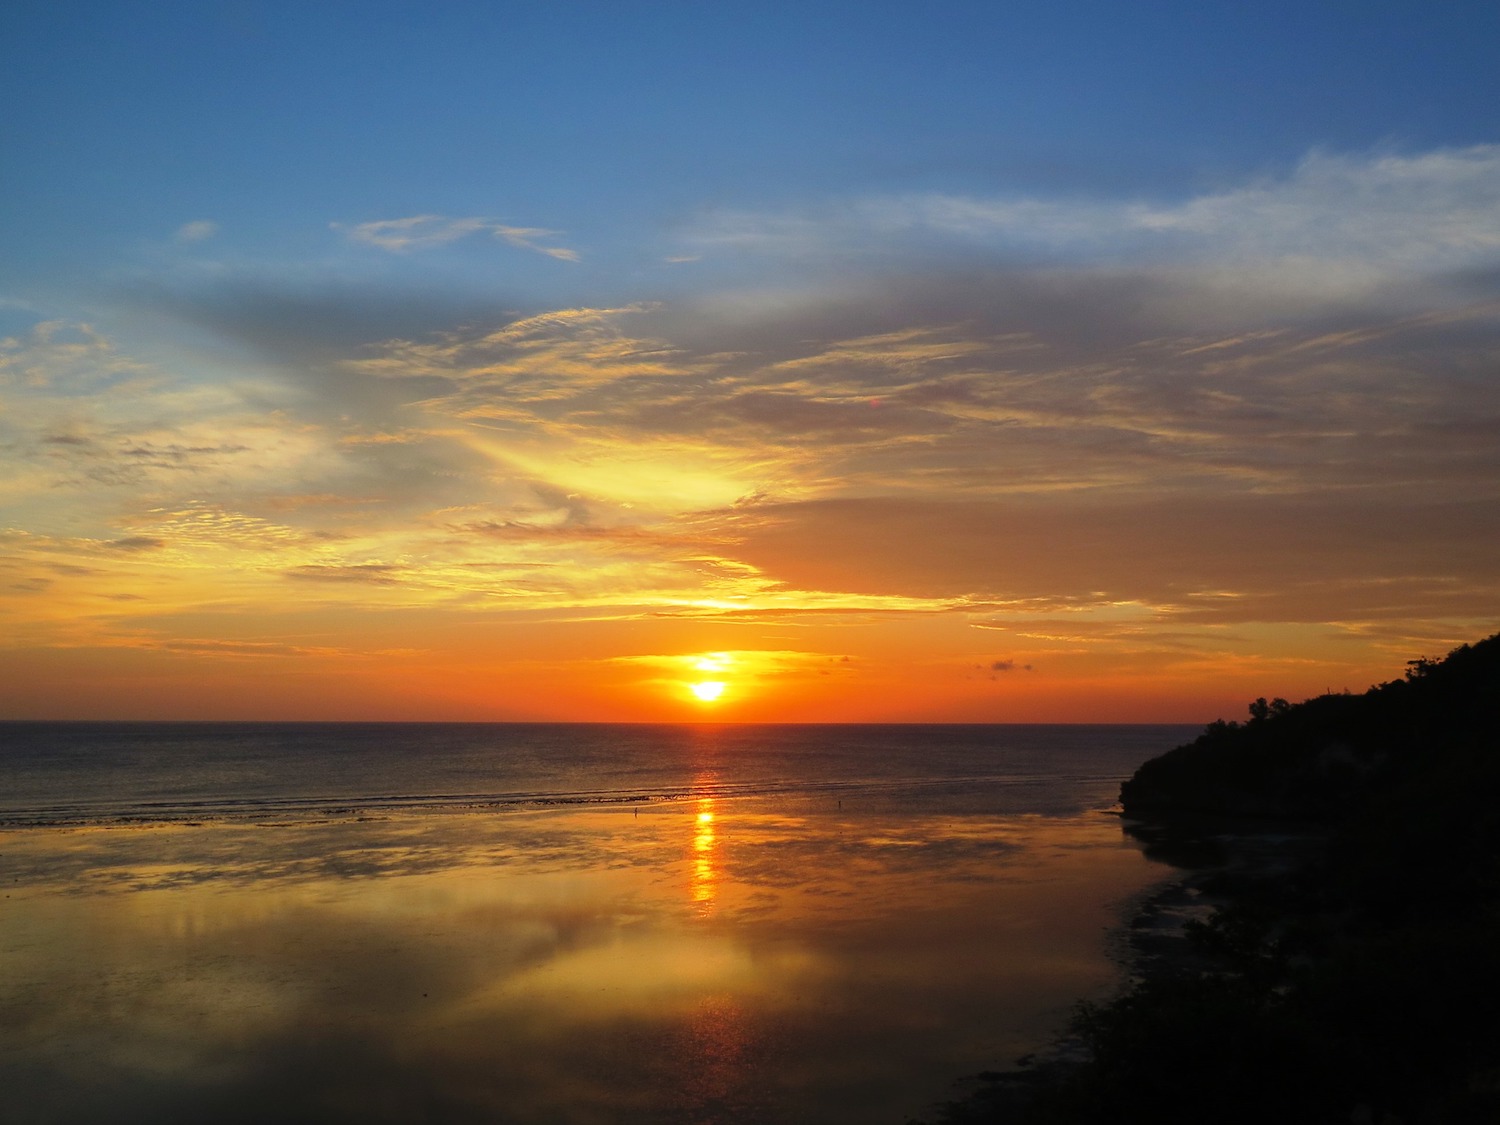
[0, 724, 1190, 1124]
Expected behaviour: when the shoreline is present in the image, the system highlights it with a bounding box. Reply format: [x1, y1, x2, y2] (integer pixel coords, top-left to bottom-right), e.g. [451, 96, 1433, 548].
[908, 813, 1334, 1124]
[916, 635, 1500, 1123]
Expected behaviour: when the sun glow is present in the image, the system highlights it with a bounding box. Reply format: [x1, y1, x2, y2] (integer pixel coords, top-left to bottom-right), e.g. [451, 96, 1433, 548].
[690, 681, 726, 702]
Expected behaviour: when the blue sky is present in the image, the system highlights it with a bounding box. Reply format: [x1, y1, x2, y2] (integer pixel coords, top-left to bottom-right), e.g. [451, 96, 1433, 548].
[8, 2, 1498, 305]
[3, 2, 1499, 719]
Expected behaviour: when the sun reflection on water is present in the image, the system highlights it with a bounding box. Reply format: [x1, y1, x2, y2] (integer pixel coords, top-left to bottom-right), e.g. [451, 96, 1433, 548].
[692, 797, 717, 913]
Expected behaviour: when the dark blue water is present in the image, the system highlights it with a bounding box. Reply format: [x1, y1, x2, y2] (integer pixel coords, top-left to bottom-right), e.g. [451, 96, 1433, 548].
[0, 722, 1195, 826]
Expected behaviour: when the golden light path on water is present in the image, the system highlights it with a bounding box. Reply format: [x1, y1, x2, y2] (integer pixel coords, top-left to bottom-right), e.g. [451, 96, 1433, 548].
[693, 796, 718, 912]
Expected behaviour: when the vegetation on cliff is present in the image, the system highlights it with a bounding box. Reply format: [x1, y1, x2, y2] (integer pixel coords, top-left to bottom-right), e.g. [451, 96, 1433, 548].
[1121, 633, 1500, 826]
[915, 633, 1500, 1125]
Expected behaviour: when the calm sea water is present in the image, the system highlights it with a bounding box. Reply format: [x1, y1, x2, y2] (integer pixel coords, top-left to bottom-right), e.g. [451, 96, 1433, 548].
[0, 722, 1191, 826]
[0, 723, 1195, 1125]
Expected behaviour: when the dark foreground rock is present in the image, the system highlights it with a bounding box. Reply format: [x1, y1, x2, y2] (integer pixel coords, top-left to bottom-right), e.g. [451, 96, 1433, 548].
[912, 633, 1500, 1125]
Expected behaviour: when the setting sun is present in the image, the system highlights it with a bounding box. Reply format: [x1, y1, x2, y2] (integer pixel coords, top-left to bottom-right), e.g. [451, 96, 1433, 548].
[2, 4, 1495, 733]
[6, 5, 1498, 1122]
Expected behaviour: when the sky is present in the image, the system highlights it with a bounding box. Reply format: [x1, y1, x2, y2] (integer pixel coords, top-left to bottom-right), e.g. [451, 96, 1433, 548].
[3, 1, 1499, 722]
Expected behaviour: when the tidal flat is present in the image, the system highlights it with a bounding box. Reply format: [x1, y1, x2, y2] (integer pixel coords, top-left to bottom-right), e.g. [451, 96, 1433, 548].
[0, 797, 1169, 1124]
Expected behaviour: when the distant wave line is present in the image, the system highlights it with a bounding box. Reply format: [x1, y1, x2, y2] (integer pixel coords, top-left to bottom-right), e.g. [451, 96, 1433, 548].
[0, 770, 1125, 828]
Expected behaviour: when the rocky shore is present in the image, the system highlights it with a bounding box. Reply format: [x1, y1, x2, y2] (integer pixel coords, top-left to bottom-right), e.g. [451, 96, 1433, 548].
[913, 633, 1500, 1125]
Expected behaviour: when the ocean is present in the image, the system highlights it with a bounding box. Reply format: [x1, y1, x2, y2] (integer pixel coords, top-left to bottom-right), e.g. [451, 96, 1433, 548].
[0, 722, 1194, 1124]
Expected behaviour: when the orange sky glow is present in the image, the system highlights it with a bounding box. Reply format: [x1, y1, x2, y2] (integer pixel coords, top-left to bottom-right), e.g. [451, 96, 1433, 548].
[5, 294, 1496, 722]
[5, 9, 1500, 722]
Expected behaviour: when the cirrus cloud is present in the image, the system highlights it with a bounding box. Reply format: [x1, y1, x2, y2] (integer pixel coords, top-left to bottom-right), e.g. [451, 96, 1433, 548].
[682, 146, 1500, 310]
[335, 214, 580, 261]
[174, 219, 219, 243]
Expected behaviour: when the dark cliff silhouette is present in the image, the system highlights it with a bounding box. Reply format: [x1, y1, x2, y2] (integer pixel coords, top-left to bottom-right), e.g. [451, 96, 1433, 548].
[915, 633, 1500, 1125]
[1122, 633, 1500, 827]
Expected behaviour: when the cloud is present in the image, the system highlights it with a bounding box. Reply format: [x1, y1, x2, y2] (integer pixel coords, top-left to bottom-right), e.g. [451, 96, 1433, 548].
[609, 648, 852, 683]
[175, 220, 219, 243]
[216, 256, 1495, 645]
[866, 147, 1500, 263]
[681, 146, 1500, 309]
[336, 214, 580, 260]
[8, 145, 1498, 680]
[284, 563, 405, 584]
[716, 494, 1500, 627]
[339, 279, 1500, 513]
[0, 320, 154, 392]
[341, 305, 675, 393]
[983, 660, 1034, 679]
[151, 638, 365, 658]
[0, 330, 342, 513]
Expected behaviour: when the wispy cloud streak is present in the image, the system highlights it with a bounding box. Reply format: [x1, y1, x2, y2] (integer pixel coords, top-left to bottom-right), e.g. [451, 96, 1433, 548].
[685, 146, 1500, 307]
[336, 215, 580, 260]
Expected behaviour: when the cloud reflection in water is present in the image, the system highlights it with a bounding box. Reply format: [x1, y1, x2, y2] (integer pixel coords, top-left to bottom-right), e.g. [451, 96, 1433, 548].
[0, 800, 1165, 1124]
